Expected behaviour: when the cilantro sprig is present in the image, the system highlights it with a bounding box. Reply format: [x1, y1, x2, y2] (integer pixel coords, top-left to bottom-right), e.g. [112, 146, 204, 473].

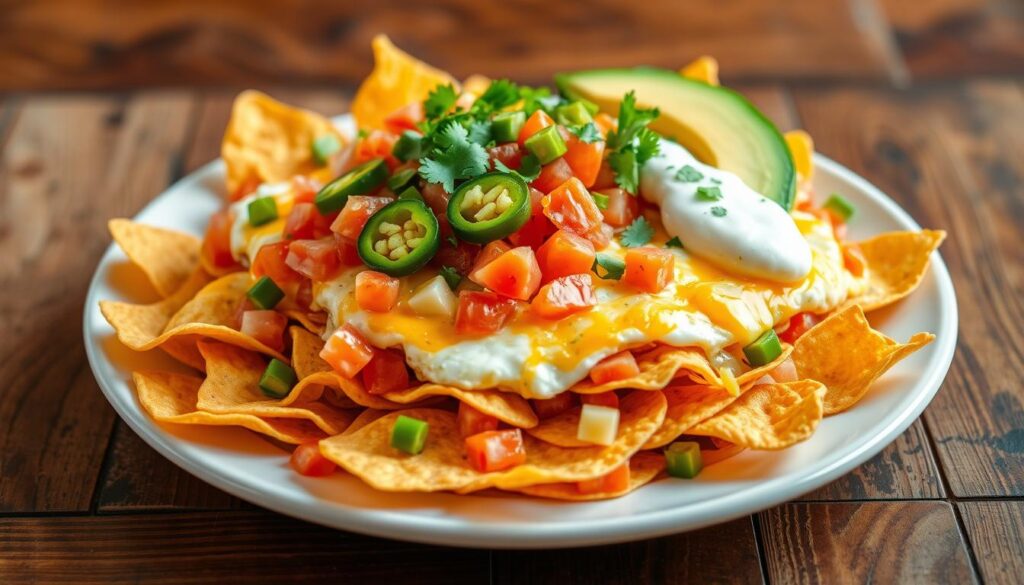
[418, 124, 489, 192]
[620, 216, 654, 247]
[592, 254, 626, 280]
[606, 91, 661, 193]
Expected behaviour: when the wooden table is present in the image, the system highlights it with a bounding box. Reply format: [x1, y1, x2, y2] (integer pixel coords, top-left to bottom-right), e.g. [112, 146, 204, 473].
[1, 0, 1022, 583]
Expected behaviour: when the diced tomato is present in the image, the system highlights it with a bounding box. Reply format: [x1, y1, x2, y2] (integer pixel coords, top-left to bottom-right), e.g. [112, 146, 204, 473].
[576, 463, 630, 495]
[623, 247, 675, 293]
[421, 182, 450, 216]
[239, 310, 288, 352]
[590, 351, 640, 385]
[465, 429, 527, 472]
[470, 240, 512, 274]
[361, 348, 409, 394]
[563, 135, 605, 188]
[585, 221, 614, 250]
[593, 113, 617, 137]
[592, 160, 618, 190]
[531, 274, 596, 319]
[457, 402, 499, 438]
[535, 230, 595, 282]
[353, 130, 399, 169]
[286, 238, 342, 282]
[432, 235, 480, 274]
[336, 237, 364, 267]
[290, 441, 336, 477]
[229, 175, 261, 202]
[232, 297, 255, 329]
[291, 176, 322, 204]
[454, 291, 519, 335]
[581, 391, 619, 409]
[842, 243, 866, 277]
[295, 278, 314, 310]
[330, 195, 393, 242]
[251, 241, 300, 284]
[531, 392, 578, 419]
[542, 177, 604, 238]
[508, 188, 556, 249]
[488, 142, 524, 170]
[284, 202, 318, 240]
[470, 246, 542, 300]
[202, 209, 238, 269]
[383, 102, 425, 135]
[778, 312, 821, 345]
[518, 110, 555, 145]
[355, 270, 400, 312]
[320, 324, 374, 378]
[531, 158, 574, 194]
[596, 188, 639, 228]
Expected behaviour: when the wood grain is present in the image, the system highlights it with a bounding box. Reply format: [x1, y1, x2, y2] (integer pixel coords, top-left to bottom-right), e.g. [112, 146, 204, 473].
[759, 502, 975, 584]
[493, 516, 762, 585]
[958, 501, 1024, 585]
[0, 511, 490, 584]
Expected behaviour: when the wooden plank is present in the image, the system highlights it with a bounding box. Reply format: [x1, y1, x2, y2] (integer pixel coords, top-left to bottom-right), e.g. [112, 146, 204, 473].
[792, 83, 1024, 497]
[0, 92, 194, 512]
[493, 516, 762, 585]
[958, 501, 1024, 585]
[0, 0, 896, 91]
[0, 511, 489, 584]
[759, 502, 975, 584]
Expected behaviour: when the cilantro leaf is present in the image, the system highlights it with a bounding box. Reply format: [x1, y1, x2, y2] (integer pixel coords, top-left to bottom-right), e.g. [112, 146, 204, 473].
[696, 186, 723, 201]
[424, 84, 458, 119]
[475, 79, 520, 112]
[519, 86, 553, 114]
[467, 120, 492, 145]
[665, 236, 684, 249]
[674, 165, 703, 182]
[418, 123, 489, 192]
[609, 150, 639, 193]
[592, 253, 626, 280]
[494, 154, 541, 182]
[439, 266, 463, 290]
[636, 127, 661, 164]
[607, 91, 659, 151]
[711, 206, 728, 217]
[620, 216, 654, 247]
[569, 122, 602, 144]
[592, 192, 609, 210]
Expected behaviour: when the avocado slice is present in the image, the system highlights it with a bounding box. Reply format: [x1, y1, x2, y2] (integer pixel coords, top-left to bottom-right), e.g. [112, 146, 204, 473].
[556, 68, 796, 210]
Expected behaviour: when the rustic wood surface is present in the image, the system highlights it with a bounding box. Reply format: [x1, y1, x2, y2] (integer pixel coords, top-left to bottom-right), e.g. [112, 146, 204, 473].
[1, 0, 1022, 582]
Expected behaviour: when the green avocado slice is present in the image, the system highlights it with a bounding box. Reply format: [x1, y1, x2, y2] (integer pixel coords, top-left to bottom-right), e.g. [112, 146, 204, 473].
[556, 67, 796, 210]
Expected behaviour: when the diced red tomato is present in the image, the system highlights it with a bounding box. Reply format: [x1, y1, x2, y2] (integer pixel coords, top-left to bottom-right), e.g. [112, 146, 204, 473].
[623, 247, 675, 293]
[454, 291, 519, 335]
[531, 392, 578, 419]
[284, 203, 318, 240]
[353, 130, 398, 168]
[330, 195, 393, 242]
[295, 278, 314, 310]
[842, 243, 866, 277]
[591, 160, 617, 190]
[229, 175, 261, 202]
[239, 310, 288, 352]
[470, 240, 512, 274]
[576, 463, 629, 495]
[432, 234, 480, 274]
[291, 176, 322, 204]
[542, 177, 604, 238]
[464, 429, 527, 472]
[457, 402, 499, 438]
[320, 324, 374, 378]
[596, 188, 639, 228]
[581, 391, 619, 409]
[383, 102, 424, 135]
[585, 221, 614, 250]
[336, 237, 364, 267]
[778, 312, 821, 345]
[531, 158, 574, 194]
[488, 142, 524, 170]
[590, 351, 640, 385]
[421, 182, 450, 217]
[290, 441, 336, 477]
[202, 209, 238, 269]
[508, 188, 557, 249]
[355, 271, 400, 312]
[361, 348, 409, 394]
[531, 274, 596, 319]
[535, 230, 596, 282]
[518, 110, 555, 145]
[563, 135, 605, 188]
[251, 241, 300, 284]
[470, 246, 542, 300]
[286, 238, 342, 282]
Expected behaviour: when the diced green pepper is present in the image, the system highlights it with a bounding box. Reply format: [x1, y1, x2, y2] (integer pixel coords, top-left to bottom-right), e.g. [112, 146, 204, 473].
[665, 441, 703, 479]
[823, 193, 856, 222]
[446, 173, 531, 244]
[247, 196, 278, 227]
[392, 131, 424, 162]
[258, 358, 297, 398]
[397, 186, 423, 201]
[524, 125, 568, 165]
[491, 111, 526, 143]
[311, 134, 341, 166]
[357, 199, 441, 276]
[390, 415, 429, 454]
[247, 275, 285, 310]
[743, 329, 783, 367]
[592, 192, 609, 210]
[387, 168, 418, 192]
[555, 101, 594, 126]
[315, 158, 389, 214]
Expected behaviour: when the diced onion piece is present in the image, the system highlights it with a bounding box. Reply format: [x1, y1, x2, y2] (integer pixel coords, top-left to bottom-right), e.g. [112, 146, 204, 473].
[577, 404, 620, 446]
[408, 275, 458, 319]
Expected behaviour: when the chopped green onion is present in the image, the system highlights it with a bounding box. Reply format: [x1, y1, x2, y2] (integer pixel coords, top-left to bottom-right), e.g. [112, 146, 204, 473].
[247, 275, 285, 310]
[247, 196, 278, 227]
[392, 130, 424, 162]
[524, 125, 568, 165]
[491, 111, 526, 143]
[824, 193, 856, 222]
[390, 415, 429, 455]
[397, 186, 423, 201]
[592, 192, 609, 210]
[743, 329, 783, 367]
[674, 165, 703, 182]
[387, 168, 418, 192]
[665, 441, 703, 479]
[711, 206, 727, 217]
[592, 253, 626, 280]
[258, 358, 297, 398]
[695, 186, 722, 201]
[555, 101, 594, 126]
[311, 134, 341, 166]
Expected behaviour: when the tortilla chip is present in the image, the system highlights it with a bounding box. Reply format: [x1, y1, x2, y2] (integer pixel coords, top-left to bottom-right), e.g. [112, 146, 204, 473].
[351, 34, 458, 130]
[785, 130, 814, 183]
[643, 384, 740, 449]
[792, 305, 935, 414]
[222, 90, 342, 193]
[680, 56, 720, 86]
[134, 370, 325, 444]
[319, 390, 666, 493]
[844, 230, 945, 312]
[109, 219, 201, 298]
[289, 326, 332, 379]
[282, 310, 325, 336]
[292, 371, 404, 410]
[510, 452, 665, 501]
[687, 380, 825, 450]
[571, 347, 716, 394]
[341, 409, 388, 436]
[702, 442, 747, 466]
[385, 385, 538, 429]
[688, 345, 795, 389]
[195, 341, 354, 435]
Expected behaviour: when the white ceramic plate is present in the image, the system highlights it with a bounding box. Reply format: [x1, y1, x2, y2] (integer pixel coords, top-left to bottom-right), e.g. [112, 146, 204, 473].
[84, 134, 957, 549]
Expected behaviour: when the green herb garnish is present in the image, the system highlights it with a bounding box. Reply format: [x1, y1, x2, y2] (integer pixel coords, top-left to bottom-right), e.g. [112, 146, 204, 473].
[592, 253, 626, 280]
[620, 216, 654, 248]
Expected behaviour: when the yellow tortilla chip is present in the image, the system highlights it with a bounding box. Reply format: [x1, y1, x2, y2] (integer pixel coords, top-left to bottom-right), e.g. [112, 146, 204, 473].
[319, 391, 666, 493]
[690, 345, 795, 389]
[195, 341, 354, 435]
[680, 56, 720, 86]
[282, 310, 325, 336]
[643, 384, 740, 449]
[292, 371, 404, 410]
[510, 452, 665, 501]
[351, 34, 458, 130]
[688, 380, 825, 450]
[845, 230, 945, 312]
[341, 409, 388, 436]
[571, 347, 716, 394]
[385, 385, 538, 429]
[222, 90, 341, 193]
[785, 130, 815, 184]
[109, 219, 201, 298]
[702, 442, 746, 466]
[793, 305, 934, 414]
[134, 371, 325, 444]
[289, 326, 332, 379]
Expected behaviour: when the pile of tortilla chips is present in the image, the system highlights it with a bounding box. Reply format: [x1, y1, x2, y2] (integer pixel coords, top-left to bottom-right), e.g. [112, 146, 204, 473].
[99, 36, 945, 501]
